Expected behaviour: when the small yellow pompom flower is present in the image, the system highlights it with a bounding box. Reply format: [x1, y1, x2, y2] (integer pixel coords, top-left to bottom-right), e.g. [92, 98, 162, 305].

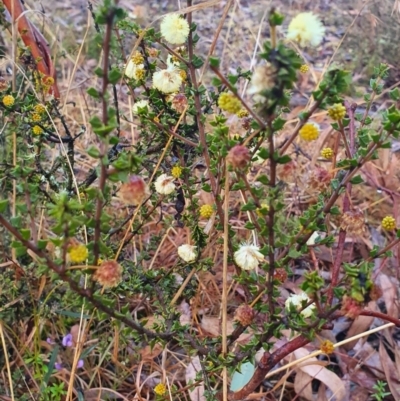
[327, 103, 346, 121]
[68, 243, 89, 264]
[31, 113, 42, 122]
[131, 51, 144, 65]
[287, 12, 325, 48]
[299, 64, 309, 73]
[200, 204, 213, 219]
[160, 14, 190, 45]
[32, 125, 43, 135]
[236, 109, 249, 118]
[218, 92, 242, 114]
[382, 216, 396, 231]
[320, 340, 335, 355]
[320, 147, 334, 159]
[154, 383, 167, 396]
[34, 104, 46, 114]
[299, 122, 320, 141]
[3, 95, 15, 107]
[171, 165, 182, 178]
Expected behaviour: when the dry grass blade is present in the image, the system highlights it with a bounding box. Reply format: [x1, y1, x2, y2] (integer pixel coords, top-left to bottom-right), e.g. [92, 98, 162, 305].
[0, 323, 14, 401]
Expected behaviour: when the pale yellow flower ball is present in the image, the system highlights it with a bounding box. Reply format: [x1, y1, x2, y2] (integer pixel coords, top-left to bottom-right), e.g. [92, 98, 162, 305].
[154, 173, 175, 195]
[287, 12, 325, 48]
[178, 244, 197, 263]
[160, 14, 190, 45]
[234, 243, 264, 271]
[152, 67, 183, 94]
[285, 292, 316, 318]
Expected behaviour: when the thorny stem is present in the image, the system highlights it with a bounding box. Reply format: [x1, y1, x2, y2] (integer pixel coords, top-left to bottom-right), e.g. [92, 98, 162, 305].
[338, 120, 352, 158]
[267, 121, 277, 315]
[186, 1, 224, 225]
[327, 102, 356, 305]
[93, 5, 115, 265]
[360, 76, 381, 128]
[141, 117, 197, 147]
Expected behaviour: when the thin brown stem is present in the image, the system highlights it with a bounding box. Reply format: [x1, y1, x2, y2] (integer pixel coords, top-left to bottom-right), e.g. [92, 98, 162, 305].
[266, 121, 277, 314]
[327, 102, 357, 305]
[358, 310, 400, 327]
[186, 2, 224, 225]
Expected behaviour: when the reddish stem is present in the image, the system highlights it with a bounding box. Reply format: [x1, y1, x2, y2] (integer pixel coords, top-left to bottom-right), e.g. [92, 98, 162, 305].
[220, 335, 310, 400]
[358, 310, 400, 327]
[327, 102, 357, 305]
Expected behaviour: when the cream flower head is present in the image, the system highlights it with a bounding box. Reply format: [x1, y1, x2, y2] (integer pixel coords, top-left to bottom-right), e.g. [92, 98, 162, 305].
[234, 243, 264, 271]
[247, 63, 277, 102]
[132, 99, 151, 115]
[285, 292, 316, 318]
[160, 14, 190, 45]
[152, 66, 183, 94]
[125, 60, 145, 80]
[287, 12, 325, 48]
[178, 244, 197, 263]
[154, 173, 175, 195]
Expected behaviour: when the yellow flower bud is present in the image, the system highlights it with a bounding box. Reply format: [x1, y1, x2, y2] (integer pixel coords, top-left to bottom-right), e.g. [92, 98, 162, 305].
[320, 147, 334, 159]
[382, 216, 396, 231]
[199, 204, 213, 219]
[299, 122, 320, 141]
[2, 95, 15, 107]
[327, 103, 346, 121]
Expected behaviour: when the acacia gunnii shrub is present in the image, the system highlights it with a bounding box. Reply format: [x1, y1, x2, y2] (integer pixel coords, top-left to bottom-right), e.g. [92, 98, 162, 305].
[1, 2, 400, 400]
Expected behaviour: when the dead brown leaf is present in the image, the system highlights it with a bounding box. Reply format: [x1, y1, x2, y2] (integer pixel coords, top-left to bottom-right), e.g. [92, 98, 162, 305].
[379, 340, 400, 399]
[293, 347, 346, 401]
